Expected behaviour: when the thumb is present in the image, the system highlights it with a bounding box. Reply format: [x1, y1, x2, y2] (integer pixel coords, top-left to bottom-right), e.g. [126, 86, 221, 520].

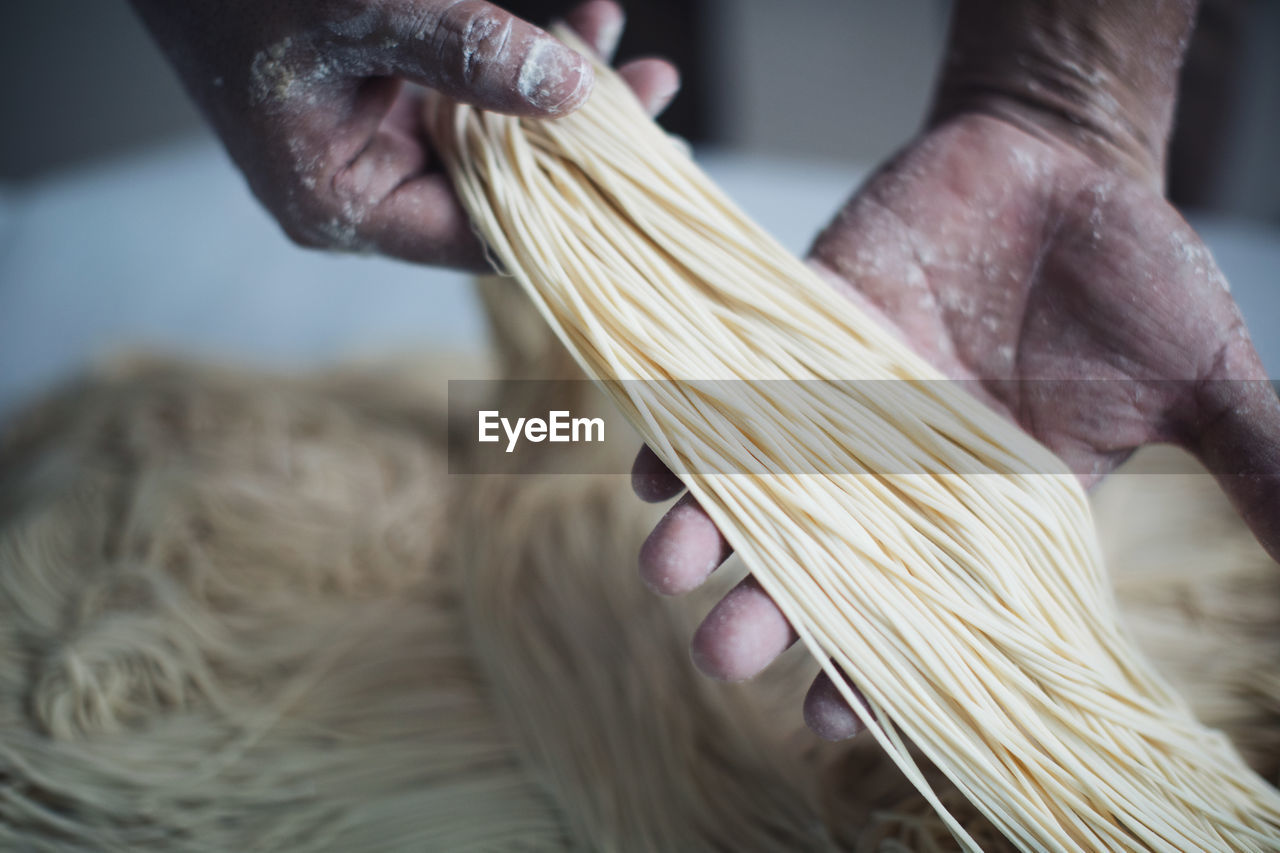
[1184, 349, 1280, 563]
[328, 0, 593, 116]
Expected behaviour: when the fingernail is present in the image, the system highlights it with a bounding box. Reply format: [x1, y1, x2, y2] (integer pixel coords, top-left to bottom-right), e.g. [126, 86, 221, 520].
[518, 39, 593, 112]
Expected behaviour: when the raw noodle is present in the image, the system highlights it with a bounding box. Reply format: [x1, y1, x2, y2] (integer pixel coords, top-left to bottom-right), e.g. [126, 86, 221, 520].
[428, 29, 1280, 851]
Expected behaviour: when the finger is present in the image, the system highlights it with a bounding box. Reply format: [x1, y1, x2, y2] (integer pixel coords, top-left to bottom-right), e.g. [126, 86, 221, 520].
[561, 0, 681, 118]
[565, 0, 625, 61]
[345, 59, 676, 266]
[618, 58, 681, 117]
[560, 2, 681, 118]
[691, 576, 798, 682]
[328, 0, 592, 116]
[632, 444, 684, 502]
[346, 85, 484, 266]
[803, 670, 867, 741]
[1186, 371, 1280, 562]
[639, 493, 733, 594]
[354, 170, 488, 268]
[277, 81, 486, 267]
[269, 3, 671, 263]
[281, 59, 676, 266]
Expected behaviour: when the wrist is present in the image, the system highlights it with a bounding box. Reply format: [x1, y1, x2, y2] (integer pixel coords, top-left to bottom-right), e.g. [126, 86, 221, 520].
[927, 0, 1198, 187]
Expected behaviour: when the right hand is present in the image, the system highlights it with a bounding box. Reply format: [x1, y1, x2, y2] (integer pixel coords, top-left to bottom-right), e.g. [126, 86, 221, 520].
[631, 0, 1280, 742]
[129, 0, 679, 268]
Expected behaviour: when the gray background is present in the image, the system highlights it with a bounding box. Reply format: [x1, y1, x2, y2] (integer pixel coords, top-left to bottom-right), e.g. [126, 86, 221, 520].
[2, 0, 1277, 221]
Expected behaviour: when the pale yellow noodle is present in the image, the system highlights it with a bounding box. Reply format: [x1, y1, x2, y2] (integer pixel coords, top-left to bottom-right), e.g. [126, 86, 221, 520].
[428, 29, 1280, 852]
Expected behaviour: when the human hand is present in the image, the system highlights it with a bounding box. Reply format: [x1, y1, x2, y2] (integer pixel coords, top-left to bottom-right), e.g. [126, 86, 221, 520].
[130, 0, 677, 268]
[632, 0, 1280, 740]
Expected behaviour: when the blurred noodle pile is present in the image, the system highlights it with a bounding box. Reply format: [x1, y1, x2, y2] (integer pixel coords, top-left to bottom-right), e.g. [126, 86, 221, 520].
[0, 278, 1276, 851]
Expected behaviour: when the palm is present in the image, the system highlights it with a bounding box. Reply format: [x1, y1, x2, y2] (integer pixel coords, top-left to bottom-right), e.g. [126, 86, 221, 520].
[810, 114, 1257, 486]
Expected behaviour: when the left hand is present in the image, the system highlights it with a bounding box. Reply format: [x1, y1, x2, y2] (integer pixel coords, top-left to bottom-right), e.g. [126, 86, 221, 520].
[129, 0, 677, 268]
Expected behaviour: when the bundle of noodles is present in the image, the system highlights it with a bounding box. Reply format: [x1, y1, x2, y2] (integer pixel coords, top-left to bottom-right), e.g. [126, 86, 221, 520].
[428, 28, 1280, 851]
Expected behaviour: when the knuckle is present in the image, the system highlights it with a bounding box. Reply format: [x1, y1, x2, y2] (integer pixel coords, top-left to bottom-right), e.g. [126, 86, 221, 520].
[274, 188, 364, 253]
[276, 198, 329, 249]
[282, 224, 325, 250]
[437, 1, 515, 86]
[459, 11, 514, 84]
[257, 139, 377, 254]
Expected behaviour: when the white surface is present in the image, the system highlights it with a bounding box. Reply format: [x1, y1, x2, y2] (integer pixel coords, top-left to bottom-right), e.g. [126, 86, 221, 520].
[0, 139, 479, 416]
[1, 135, 1277, 419]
